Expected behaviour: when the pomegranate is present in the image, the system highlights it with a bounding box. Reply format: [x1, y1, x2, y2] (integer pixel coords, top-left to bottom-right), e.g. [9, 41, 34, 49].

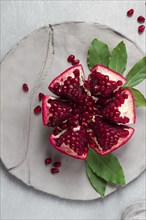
[42, 64, 135, 159]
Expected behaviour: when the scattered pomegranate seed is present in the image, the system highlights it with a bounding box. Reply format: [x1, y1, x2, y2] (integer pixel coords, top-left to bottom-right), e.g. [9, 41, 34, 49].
[22, 83, 29, 92]
[51, 168, 59, 174]
[127, 9, 134, 17]
[39, 93, 44, 101]
[138, 25, 145, 33]
[72, 59, 80, 65]
[137, 16, 145, 23]
[67, 55, 75, 63]
[53, 162, 61, 167]
[34, 105, 41, 114]
[45, 158, 52, 165]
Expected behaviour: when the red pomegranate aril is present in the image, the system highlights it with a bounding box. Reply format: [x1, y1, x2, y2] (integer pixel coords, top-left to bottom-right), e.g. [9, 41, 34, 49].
[117, 80, 123, 86]
[53, 162, 61, 167]
[119, 96, 125, 104]
[53, 127, 61, 135]
[89, 140, 96, 148]
[123, 93, 128, 99]
[51, 168, 59, 174]
[22, 83, 29, 92]
[34, 105, 41, 114]
[45, 158, 52, 165]
[138, 25, 145, 33]
[67, 55, 75, 63]
[88, 132, 94, 138]
[39, 93, 44, 101]
[73, 69, 80, 76]
[72, 59, 80, 65]
[127, 9, 134, 17]
[84, 81, 90, 90]
[137, 16, 145, 23]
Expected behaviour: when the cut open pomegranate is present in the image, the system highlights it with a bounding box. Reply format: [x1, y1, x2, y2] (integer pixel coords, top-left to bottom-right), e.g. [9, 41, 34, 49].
[42, 64, 136, 159]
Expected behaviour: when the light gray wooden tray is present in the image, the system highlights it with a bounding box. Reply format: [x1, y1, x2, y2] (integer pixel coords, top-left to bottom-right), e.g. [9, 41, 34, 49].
[1, 22, 145, 200]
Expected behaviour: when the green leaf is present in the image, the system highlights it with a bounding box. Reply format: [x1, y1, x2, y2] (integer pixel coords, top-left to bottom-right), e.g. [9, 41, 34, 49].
[130, 88, 146, 107]
[108, 41, 127, 74]
[86, 162, 107, 197]
[87, 149, 125, 185]
[124, 57, 146, 87]
[87, 38, 111, 70]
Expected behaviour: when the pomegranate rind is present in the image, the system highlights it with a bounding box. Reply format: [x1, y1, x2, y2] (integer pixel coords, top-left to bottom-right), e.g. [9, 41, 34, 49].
[42, 95, 53, 126]
[90, 64, 126, 86]
[49, 135, 88, 160]
[91, 126, 135, 155]
[49, 64, 85, 94]
[118, 88, 136, 124]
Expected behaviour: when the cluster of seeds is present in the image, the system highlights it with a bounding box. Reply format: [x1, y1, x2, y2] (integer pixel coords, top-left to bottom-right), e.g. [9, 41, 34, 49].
[52, 69, 83, 101]
[127, 9, 145, 34]
[48, 99, 72, 126]
[55, 126, 88, 156]
[71, 93, 98, 117]
[45, 157, 61, 174]
[101, 90, 129, 124]
[93, 117, 129, 151]
[89, 71, 122, 98]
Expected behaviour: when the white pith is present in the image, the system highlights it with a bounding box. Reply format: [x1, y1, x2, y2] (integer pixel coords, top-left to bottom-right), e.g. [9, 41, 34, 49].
[118, 89, 135, 124]
[52, 128, 67, 138]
